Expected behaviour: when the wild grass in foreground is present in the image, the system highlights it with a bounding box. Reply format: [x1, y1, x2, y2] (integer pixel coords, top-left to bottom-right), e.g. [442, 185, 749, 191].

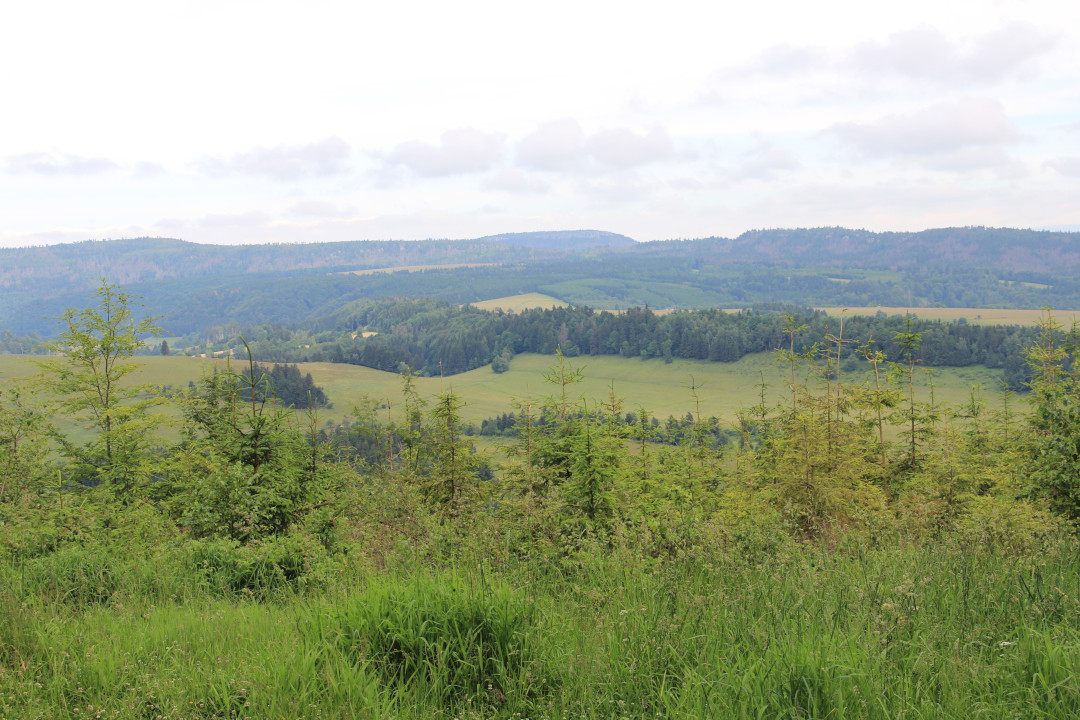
[3, 535, 1079, 719]
[5, 293, 1080, 718]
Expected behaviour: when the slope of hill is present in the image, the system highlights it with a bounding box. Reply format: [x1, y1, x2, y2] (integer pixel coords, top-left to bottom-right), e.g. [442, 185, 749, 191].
[478, 229, 635, 251]
[647, 226, 1080, 277]
[5, 226, 1080, 339]
[0, 236, 519, 297]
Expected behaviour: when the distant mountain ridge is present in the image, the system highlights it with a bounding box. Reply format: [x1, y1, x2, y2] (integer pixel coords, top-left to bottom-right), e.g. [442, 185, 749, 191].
[4, 225, 1080, 339]
[477, 229, 635, 250]
[0, 236, 514, 291]
[6, 227, 1077, 294]
[733, 227, 1080, 274]
[639, 226, 1080, 276]
[0, 230, 632, 297]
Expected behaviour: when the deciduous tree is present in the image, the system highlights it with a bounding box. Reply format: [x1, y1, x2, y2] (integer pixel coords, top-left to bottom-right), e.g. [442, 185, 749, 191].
[36, 281, 165, 495]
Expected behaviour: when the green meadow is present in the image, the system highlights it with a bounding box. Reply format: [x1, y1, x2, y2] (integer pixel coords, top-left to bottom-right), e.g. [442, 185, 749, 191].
[817, 306, 1080, 327]
[0, 351, 1007, 431]
[471, 292, 568, 312]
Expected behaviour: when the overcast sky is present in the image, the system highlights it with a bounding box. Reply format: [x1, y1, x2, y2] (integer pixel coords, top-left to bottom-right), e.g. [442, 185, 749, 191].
[2, 0, 1078, 247]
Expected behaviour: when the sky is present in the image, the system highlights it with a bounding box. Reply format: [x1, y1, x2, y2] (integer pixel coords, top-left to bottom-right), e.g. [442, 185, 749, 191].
[1, 0, 1078, 247]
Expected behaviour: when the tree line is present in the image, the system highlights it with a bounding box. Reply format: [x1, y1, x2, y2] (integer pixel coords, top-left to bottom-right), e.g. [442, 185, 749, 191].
[200, 299, 1037, 388]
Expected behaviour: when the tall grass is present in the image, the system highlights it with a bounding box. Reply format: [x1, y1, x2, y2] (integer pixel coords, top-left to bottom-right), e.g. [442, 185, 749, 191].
[3, 535, 1080, 718]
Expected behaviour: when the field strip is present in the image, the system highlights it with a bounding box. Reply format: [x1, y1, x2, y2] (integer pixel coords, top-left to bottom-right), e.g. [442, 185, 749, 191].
[338, 263, 499, 276]
[816, 306, 1080, 326]
[472, 293, 568, 312]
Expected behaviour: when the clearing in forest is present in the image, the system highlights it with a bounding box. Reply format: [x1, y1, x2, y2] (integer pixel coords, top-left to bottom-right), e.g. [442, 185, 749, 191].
[472, 293, 568, 312]
[338, 263, 498, 276]
[817, 306, 1080, 326]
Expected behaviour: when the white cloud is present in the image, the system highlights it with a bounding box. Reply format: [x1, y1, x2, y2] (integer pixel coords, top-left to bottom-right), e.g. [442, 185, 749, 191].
[849, 22, 1056, 85]
[730, 140, 800, 181]
[4, 151, 118, 175]
[825, 97, 1020, 159]
[577, 173, 653, 205]
[198, 137, 351, 181]
[713, 21, 1057, 95]
[514, 120, 677, 173]
[384, 128, 503, 178]
[3, 4, 1078, 249]
[516, 118, 584, 171]
[1045, 157, 1080, 178]
[133, 161, 166, 178]
[850, 25, 957, 82]
[961, 22, 1059, 83]
[923, 147, 1027, 177]
[586, 125, 674, 169]
[484, 168, 549, 194]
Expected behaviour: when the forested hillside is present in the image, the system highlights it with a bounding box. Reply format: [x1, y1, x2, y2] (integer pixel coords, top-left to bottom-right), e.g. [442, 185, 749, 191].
[3, 227, 1079, 338]
[721, 226, 1080, 274]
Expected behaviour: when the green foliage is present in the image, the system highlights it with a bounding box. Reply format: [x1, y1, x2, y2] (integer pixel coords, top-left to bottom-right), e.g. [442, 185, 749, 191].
[1024, 310, 1080, 520]
[184, 532, 332, 599]
[10, 292, 1080, 717]
[892, 316, 929, 470]
[6, 538, 1080, 718]
[319, 574, 542, 710]
[194, 298, 1040, 386]
[563, 399, 620, 526]
[247, 361, 330, 408]
[35, 280, 166, 495]
[490, 351, 509, 375]
[425, 390, 483, 513]
[9, 227, 1080, 345]
[0, 381, 50, 503]
[171, 350, 317, 541]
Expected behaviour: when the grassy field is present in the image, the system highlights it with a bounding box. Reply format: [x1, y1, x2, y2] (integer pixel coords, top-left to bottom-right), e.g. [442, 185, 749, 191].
[2, 351, 1008, 431]
[537, 278, 729, 310]
[817, 306, 1080, 326]
[471, 293, 568, 312]
[4, 528, 1079, 719]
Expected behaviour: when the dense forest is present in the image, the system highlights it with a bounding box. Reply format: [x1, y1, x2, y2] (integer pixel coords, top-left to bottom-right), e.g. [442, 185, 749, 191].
[4, 284, 1080, 717]
[3, 227, 1079, 338]
[186, 299, 1037, 389]
[243, 362, 330, 410]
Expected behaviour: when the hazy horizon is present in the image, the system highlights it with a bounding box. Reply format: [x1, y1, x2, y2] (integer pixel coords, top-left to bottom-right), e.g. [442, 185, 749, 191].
[5, 222, 1080, 252]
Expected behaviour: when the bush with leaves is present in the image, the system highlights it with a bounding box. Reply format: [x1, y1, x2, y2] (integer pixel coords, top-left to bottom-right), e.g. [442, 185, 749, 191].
[35, 281, 167, 496]
[0, 381, 51, 504]
[1024, 310, 1080, 521]
[171, 350, 316, 541]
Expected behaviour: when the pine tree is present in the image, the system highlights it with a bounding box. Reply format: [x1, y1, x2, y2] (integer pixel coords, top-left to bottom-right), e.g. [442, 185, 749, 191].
[174, 341, 310, 540]
[1024, 309, 1080, 519]
[427, 389, 481, 514]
